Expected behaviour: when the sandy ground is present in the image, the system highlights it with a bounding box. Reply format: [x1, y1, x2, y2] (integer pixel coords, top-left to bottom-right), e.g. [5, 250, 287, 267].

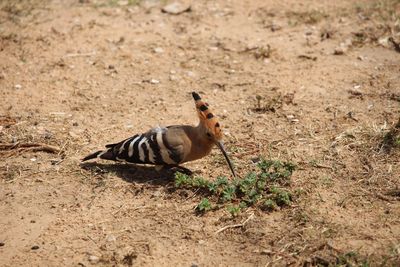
[1, 0, 399, 266]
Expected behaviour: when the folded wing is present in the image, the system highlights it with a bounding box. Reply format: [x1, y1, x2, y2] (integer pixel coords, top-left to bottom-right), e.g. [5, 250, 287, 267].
[82, 126, 186, 166]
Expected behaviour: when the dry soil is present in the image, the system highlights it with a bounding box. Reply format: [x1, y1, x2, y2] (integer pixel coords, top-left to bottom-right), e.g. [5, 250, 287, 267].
[1, 0, 399, 266]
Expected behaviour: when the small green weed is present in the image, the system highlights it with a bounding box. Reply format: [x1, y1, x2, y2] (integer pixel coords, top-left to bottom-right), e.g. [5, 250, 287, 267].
[270, 186, 292, 206]
[196, 198, 212, 212]
[226, 205, 241, 217]
[175, 172, 210, 188]
[175, 158, 296, 214]
[336, 251, 371, 267]
[380, 118, 400, 153]
[263, 199, 278, 211]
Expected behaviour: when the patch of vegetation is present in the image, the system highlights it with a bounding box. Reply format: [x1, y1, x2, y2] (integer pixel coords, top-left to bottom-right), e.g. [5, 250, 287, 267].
[335, 251, 371, 267]
[350, 1, 400, 49]
[319, 175, 334, 188]
[250, 94, 282, 113]
[312, 250, 373, 267]
[1, 165, 19, 183]
[4, 171, 16, 182]
[286, 10, 328, 26]
[92, 0, 142, 8]
[355, 0, 400, 22]
[380, 118, 400, 153]
[0, 0, 48, 17]
[197, 198, 212, 212]
[174, 159, 296, 215]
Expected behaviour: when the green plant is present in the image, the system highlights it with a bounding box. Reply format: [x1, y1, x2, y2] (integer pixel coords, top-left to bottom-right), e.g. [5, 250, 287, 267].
[221, 185, 236, 202]
[196, 198, 212, 212]
[174, 158, 296, 214]
[270, 186, 292, 206]
[175, 172, 211, 189]
[208, 176, 228, 193]
[174, 171, 190, 187]
[335, 251, 371, 267]
[380, 118, 400, 153]
[257, 159, 296, 183]
[263, 199, 278, 211]
[226, 205, 241, 217]
[192, 176, 211, 188]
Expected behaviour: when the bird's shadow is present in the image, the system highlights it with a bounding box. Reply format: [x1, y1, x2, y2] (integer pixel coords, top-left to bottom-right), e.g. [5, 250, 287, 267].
[80, 162, 192, 186]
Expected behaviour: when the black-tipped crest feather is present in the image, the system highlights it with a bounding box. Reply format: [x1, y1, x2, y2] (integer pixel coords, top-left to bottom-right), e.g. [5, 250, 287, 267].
[192, 92, 201, 101]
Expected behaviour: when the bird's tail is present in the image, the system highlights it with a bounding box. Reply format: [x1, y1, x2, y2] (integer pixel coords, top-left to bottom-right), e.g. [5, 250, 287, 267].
[81, 148, 115, 162]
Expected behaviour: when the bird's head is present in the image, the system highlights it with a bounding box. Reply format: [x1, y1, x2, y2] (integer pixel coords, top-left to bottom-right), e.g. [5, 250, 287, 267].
[192, 91, 236, 177]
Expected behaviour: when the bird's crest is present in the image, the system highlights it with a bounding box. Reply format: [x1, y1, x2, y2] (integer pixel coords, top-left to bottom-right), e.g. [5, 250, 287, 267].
[192, 92, 222, 140]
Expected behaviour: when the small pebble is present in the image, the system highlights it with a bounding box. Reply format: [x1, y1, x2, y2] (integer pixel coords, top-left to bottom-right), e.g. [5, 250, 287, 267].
[152, 189, 162, 198]
[106, 234, 116, 242]
[286, 114, 295, 119]
[261, 249, 272, 255]
[270, 24, 282, 31]
[334, 47, 346, 55]
[334, 39, 352, 55]
[89, 255, 100, 263]
[15, 84, 22, 89]
[31, 245, 39, 250]
[162, 2, 191, 15]
[0, 242, 5, 247]
[357, 55, 365, 61]
[150, 79, 160, 84]
[153, 47, 164, 53]
[186, 71, 196, 77]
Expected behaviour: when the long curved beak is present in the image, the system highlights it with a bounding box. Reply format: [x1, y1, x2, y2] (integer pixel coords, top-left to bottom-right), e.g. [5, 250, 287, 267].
[215, 141, 236, 178]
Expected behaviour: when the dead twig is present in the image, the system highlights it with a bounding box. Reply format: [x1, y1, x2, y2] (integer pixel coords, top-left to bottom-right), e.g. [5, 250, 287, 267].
[112, 204, 125, 217]
[87, 235, 98, 245]
[0, 142, 60, 155]
[313, 163, 334, 171]
[184, 188, 200, 201]
[215, 213, 254, 234]
[63, 51, 96, 58]
[298, 54, 317, 61]
[375, 192, 393, 202]
[57, 138, 70, 157]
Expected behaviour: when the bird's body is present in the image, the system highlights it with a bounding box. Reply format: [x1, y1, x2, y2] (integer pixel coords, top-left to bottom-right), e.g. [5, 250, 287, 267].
[82, 124, 213, 166]
[82, 92, 236, 177]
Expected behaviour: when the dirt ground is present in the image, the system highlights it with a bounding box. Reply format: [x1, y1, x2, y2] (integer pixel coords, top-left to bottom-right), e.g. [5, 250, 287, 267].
[1, 0, 399, 266]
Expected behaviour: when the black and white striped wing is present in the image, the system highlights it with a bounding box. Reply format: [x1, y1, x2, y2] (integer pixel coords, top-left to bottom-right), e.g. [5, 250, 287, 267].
[105, 127, 183, 165]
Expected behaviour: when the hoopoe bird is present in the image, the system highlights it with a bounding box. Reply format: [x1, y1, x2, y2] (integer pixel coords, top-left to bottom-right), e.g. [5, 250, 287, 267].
[82, 92, 236, 177]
